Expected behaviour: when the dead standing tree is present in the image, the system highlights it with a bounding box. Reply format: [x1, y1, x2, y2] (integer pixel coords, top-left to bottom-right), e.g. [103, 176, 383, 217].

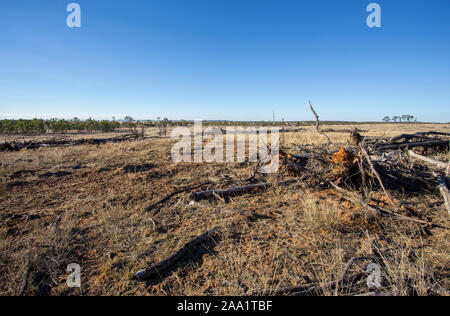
[308, 101, 332, 150]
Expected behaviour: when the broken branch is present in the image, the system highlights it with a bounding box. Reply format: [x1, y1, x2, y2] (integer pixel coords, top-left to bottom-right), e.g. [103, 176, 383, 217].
[408, 150, 448, 169]
[190, 179, 297, 202]
[360, 144, 395, 206]
[330, 182, 447, 228]
[308, 101, 331, 148]
[145, 181, 211, 214]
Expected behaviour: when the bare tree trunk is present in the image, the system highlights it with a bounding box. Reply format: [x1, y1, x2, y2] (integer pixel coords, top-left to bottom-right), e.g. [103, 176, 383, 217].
[308, 101, 331, 149]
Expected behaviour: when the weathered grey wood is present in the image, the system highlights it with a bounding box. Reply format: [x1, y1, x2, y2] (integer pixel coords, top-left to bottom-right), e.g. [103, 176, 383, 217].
[408, 150, 448, 169]
[135, 226, 219, 281]
[145, 181, 211, 214]
[437, 176, 450, 218]
[308, 101, 331, 148]
[360, 145, 395, 206]
[375, 139, 448, 151]
[190, 179, 297, 201]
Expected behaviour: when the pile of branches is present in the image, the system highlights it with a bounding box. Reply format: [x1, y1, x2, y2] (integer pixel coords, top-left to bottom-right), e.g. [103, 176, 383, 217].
[278, 126, 449, 221]
[366, 131, 449, 152]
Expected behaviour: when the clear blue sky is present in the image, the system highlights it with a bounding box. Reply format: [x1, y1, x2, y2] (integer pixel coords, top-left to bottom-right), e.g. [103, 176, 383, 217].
[1, 0, 449, 122]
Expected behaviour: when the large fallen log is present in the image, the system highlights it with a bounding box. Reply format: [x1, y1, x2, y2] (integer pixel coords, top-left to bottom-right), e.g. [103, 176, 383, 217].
[374, 139, 448, 151]
[388, 131, 449, 143]
[135, 226, 219, 281]
[190, 179, 297, 201]
[408, 150, 448, 169]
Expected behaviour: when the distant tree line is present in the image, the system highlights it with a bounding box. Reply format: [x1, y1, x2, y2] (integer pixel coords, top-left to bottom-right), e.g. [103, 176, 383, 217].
[382, 115, 417, 123]
[0, 118, 120, 134]
[2, 116, 415, 135]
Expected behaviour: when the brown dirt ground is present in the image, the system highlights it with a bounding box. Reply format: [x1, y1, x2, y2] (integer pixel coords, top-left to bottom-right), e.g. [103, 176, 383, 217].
[0, 124, 449, 296]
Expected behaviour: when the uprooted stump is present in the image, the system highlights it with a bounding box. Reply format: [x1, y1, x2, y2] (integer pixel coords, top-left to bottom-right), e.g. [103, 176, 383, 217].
[279, 147, 362, 188]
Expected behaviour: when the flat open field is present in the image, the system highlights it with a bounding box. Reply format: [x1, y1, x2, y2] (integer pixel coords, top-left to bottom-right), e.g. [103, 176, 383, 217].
[0, 123, 449, 296]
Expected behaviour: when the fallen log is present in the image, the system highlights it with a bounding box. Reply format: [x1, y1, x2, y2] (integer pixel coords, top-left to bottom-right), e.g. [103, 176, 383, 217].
[375, 139, 448, 151]
[145, 181, 211, 214]
[389, 133, 432, 143]
[408, 150, 448, 169]
[416, 131, 450, 137]
[190, 179, 297, 202]
[135, 226, 219, 281]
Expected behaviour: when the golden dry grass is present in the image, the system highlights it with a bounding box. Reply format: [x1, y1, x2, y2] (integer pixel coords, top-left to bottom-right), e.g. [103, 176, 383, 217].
[0, 123, 449, 296]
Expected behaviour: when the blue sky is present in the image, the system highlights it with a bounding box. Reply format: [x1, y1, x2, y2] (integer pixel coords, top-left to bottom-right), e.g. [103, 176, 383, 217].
[1, 0, 449, 122]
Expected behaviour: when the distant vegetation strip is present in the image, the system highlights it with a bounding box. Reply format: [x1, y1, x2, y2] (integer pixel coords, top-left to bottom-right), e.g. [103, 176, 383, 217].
[0, 118, 441, 134]
[0, 118, 120, 134]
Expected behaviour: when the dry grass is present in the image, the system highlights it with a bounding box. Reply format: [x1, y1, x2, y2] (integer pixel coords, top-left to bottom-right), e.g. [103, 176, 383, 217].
[0, 123, 449, 296]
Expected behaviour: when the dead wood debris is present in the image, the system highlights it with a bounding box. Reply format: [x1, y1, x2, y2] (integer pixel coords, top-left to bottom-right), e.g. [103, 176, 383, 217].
[145, 181, 212, 214]
[308, 100, 332, 149]
[0, 133, 142, 151]
[189, 179, 297, 202]
[435, 173, 450, 218]
[135, 226, 219, 281]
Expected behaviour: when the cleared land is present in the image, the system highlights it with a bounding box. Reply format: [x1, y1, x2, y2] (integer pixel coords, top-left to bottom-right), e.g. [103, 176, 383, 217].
[0, 123, 449, 296]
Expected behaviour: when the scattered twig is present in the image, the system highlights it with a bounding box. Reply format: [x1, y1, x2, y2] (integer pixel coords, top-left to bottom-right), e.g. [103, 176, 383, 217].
[17, 254, 31, 296]
[135, 226, 219, 281]
[337, 256, 378, 293]
[290, 273, 366, 296]
[53, 215, 61, 233]
[360, 144, 395, 206]
[146, 181, 211, 214]
[330, 182, 447, 228]
[190, 179, 297, 202]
